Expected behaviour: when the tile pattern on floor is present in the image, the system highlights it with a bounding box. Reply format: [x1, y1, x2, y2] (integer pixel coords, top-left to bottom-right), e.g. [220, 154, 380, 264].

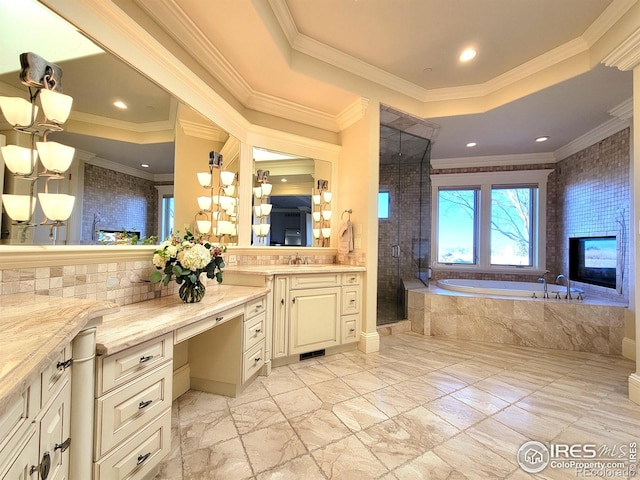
[156, 333, 639, 479]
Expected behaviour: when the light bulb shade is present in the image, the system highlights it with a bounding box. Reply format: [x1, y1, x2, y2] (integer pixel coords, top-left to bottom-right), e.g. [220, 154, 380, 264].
[220, 171, 235, 186]
[312, 194, 321, 205]
[253, 205, 262, 217]
[260, 203, 272, 216]
[230, 225, 237, 236]
[219, 195, 233, 210]
[260, 223, 271, 235]
[322, 210, 332, 221]
[223, 185, 235, 196]
[196, 220, 211, 234]
[225, 206, 235, 215]
[40, 89, 73, 124]
[253, 187, 263, 199]
[197, 172, 212, 188]
[312, 211, 321, 222]
[36, 141, 75, 173]
[252, 224, 261, 235]
[261, 183, 272, 196]
[197, 196, 212, 211]
[38, 193, 75, 221]
[211, 211, 222, 220]
[321, 227, 331, 238]
[313, 228, 321, 239]
[323, 191, 332, 203]
[0, 96, 36, 127]
[217, 220, 233, 235]
[2, 194, 36, 221]
[1, 145, 37, 175]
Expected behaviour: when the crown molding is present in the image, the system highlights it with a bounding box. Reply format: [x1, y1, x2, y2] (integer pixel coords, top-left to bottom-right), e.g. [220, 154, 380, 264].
[431, 153, 555, 170]
[603, 26, 640, 70]
[336, 98, 369, 131]
[553, 116, 630, 161]
[153, 173, 175, 183]
[267, 0, 298, 46]
[70, 111, 173, 134]
[247, 125, 341, 162]
[178, 118, 229, 141]
[609, 97, 634, 119]
[83, 155, 156, 181]
[582, 0, 639, 47]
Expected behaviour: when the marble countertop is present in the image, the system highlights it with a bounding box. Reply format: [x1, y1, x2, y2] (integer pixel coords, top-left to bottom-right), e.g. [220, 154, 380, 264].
[225, 264, 365, 275]
[0, 294, 119, 412]
[96, 284, 269, 356]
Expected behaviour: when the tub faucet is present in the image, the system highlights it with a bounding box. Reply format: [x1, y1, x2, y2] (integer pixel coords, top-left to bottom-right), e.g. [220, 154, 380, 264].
[556, 274, 572, 300]
[537, 275, 549, 299]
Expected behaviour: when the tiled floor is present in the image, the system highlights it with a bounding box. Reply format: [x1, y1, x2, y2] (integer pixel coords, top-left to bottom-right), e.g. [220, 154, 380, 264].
[156, 332, 640, 479]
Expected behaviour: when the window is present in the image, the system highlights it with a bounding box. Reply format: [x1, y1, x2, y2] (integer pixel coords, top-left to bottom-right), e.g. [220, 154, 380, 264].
[378, 191, 390, 219]
[161, 196, 174, 240]
[432, 170, 551, 272]
[437, 188, 477, 264]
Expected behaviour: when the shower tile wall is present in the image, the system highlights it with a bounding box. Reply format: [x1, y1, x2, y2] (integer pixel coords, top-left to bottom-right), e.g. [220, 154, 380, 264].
[82, 164, 159, 243]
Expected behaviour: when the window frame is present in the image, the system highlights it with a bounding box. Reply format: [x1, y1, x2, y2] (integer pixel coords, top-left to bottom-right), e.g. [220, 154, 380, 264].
[431, 170, 552, 274]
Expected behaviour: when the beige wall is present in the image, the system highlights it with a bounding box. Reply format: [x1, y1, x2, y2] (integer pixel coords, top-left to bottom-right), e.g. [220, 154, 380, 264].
[338, 100, 380, 352]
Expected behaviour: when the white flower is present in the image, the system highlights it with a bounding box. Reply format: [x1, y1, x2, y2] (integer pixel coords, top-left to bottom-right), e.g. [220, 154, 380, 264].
[180, 244, 211, 271]
[182, 241, 192, 248]
[166, 245, 178, 258]
[152, 253, 166, 268]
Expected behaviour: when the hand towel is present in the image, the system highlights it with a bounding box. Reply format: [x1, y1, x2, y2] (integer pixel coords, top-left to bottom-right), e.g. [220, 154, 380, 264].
[338, 220, 354, 254]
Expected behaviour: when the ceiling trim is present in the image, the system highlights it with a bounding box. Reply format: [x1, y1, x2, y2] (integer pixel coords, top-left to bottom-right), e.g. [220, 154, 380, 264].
[179, 118, 229, 142]
[553, 115, 631, 161]
[610, 97, 634, 119]
[431, 153, 556, 170]
[83, 154, 155, 181]
[336, 98, 369, 131]
[247, 124, 341, 162]
[603, 26, 640, 70]
[583, 0, 639, 46]
[70, 111, 174, 134]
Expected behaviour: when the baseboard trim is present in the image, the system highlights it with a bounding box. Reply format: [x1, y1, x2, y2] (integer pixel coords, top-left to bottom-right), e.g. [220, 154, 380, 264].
[622, 337, 636, 361]
[359, 331, 380, 353]
[172, 363, 190, 401]
[629, 373, 640, 405]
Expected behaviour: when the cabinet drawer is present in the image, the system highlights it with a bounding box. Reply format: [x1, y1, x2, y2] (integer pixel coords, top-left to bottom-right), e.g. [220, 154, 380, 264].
[342, 272, 361, 285]
[94, 408, 171, 480]
[341, 314, 360, 344]
[245, 296, 266, 319]
[0, 379, 40, 468]
[243, 341, 265, 384]
[243, 312, 266, 352]
[174, 304, 244, 344]
[96, 334, 173, 396]
[290, 273, 340, 289]
[41, 344, 72, 407]
[95, 363, 172, 458]
[341, 286, 361, 315]
[38, 378, 71, 480]
[0, 430, 37, 480]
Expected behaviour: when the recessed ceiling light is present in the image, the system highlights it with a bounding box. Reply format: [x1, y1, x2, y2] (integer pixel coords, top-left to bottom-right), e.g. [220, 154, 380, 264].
[113, 100, 128, 109]
[281, 178, 288, 182]
[535, 136, 550, 142]
[140, 163, 150, 168]
[459, 48, 477, 62]
[466, 142, 477, 147]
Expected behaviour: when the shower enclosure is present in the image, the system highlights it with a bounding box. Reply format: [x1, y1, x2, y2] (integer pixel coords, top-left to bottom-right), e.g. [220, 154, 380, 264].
[377, 125, 431, 325]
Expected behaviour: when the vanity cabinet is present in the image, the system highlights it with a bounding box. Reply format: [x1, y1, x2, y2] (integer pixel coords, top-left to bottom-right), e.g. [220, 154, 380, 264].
[272, 272, 362, 360]
[93, 334, 173, 480]
[0, 347, 72, 480]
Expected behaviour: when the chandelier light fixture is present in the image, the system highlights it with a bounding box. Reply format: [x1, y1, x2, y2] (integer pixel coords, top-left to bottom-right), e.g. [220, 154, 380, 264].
[0, 52, 76, 243]
[252, 169, 272, 244]
[195, 150, 238, 243]
[312, 179, 331, 247]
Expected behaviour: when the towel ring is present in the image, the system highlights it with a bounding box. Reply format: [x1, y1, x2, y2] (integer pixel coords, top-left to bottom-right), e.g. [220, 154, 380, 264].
[341, 209, 352, 220]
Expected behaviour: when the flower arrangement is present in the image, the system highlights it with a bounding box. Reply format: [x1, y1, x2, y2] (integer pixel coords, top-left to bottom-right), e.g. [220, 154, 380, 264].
[150, 229, 225, 303]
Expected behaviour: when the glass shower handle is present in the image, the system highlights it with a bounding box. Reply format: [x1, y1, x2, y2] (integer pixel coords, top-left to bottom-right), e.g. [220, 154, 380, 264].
[391, 244, 400, 258]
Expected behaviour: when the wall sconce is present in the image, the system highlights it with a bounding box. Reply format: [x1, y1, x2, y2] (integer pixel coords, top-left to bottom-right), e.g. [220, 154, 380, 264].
[252, 169, 271, 244]
[195, 150, 238, 243]
[0, 52, 75, 243]
[313, 178, 331, 246]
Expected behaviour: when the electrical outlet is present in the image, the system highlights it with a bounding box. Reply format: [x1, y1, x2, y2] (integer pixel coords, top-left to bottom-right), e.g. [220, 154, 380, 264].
[228, 254, 237, 264]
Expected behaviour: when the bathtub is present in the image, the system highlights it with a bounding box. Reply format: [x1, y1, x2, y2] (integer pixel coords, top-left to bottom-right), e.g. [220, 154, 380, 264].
[436, 278, 583, 298]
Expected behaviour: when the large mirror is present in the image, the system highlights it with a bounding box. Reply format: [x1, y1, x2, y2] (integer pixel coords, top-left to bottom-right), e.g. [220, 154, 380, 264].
[251, 147, 332, 247]
[0, 0, 233, 246]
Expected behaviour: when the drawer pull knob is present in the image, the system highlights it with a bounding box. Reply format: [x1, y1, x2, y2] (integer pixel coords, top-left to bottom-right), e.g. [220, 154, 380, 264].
[255, 328, 262, 333]
[138, 399, 153, 410]
[292, 297, 296, 304]
[281, 298, 284, 305]
[139, 355, 154, 364]
[350, 299, 356, 304]
[55, 437, 71, 453]
[216, 316, 224, 322]
[256, 304, 263, 309]
[137, 452, 151, 466]
[349, 328, 356, 333]
[56, 358, 73, 371]
[30, 451, 51, 480]
[254, 356, 261, 362]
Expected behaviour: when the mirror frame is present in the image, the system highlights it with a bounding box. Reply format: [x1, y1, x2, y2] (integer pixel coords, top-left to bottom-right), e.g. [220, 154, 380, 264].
[0, 0, 341, 268]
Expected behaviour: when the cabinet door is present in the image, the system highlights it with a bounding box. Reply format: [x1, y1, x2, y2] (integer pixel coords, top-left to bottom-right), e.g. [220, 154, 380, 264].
[38, 379, 71, 480]
[272, 276, 289, 359]
[289, 287, 341, 355]
[1, 431, 38, 480]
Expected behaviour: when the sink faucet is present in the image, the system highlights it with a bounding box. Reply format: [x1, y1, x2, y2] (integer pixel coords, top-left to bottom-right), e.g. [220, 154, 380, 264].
[556, 274, 572, 300]
[537, 273, 549, 299]
[291, 252, 303, 265]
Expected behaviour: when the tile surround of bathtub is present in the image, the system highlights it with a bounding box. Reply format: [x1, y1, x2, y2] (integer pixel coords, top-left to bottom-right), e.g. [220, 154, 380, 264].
[409, 289, 625, 355]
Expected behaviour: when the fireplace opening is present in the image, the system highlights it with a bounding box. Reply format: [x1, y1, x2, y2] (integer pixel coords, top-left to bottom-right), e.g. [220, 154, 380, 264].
[569, 236, 617, 289]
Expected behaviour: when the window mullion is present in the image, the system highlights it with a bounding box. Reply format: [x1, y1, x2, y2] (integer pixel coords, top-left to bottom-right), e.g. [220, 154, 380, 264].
[479, 184, 491, 269]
